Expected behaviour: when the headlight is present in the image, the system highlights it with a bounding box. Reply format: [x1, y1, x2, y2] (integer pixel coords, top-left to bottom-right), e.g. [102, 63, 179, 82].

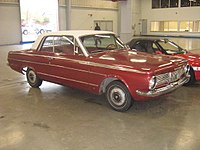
[149, 76, 157, 90]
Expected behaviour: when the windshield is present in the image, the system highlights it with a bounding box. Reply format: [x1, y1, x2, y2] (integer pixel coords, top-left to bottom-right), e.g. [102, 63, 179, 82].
[80, 34, 126, 54]
[157, 40, 185, 54]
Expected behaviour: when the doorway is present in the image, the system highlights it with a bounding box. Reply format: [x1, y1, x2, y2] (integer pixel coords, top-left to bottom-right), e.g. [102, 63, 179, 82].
[20, 0, 59, 42]
[94, 20, 113, 31]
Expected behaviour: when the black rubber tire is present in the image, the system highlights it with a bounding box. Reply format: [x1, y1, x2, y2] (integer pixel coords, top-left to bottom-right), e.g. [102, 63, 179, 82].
[106, 81, 133, 112]
[184, 68, 196, 86]
[26, 68, 42, 88]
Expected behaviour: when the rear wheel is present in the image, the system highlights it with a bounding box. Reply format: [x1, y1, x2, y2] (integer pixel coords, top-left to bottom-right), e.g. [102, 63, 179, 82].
[26, 68, 42, 88]
[106, 81, 132, 112]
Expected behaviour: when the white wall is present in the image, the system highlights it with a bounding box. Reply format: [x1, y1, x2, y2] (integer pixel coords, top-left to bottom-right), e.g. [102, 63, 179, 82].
[141, 0, 200, 37]
[0, 3, 21, 45]
[71, 7, 118, 34]
[70, 0, 119, 35]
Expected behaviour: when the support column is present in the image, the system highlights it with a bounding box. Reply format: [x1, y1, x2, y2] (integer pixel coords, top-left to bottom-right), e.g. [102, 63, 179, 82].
[118, 0, 133, 42]
[58, 0, 71, 30]
[118, 0, 141, 42]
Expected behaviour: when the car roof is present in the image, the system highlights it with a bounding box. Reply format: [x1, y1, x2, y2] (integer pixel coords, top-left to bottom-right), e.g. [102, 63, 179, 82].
[31, 30, 115, 50]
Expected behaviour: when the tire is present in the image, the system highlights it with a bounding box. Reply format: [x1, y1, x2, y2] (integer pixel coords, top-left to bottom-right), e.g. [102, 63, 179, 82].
[26, 68, 42, 88]
[106, 81, 133, 112]
[184, 68, 196, 86]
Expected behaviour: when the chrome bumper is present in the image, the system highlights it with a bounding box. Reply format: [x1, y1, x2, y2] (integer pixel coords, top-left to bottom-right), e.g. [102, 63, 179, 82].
[136, 76, 190, 97]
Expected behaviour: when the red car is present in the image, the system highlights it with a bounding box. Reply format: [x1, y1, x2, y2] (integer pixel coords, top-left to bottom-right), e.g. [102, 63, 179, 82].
[127, 38, 200, 85]
[8, 31, 190, 111]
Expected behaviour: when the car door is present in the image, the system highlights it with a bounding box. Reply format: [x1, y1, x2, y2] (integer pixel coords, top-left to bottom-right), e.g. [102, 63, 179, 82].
[28, 36, 55, 81]
[47, 36, 95, 92]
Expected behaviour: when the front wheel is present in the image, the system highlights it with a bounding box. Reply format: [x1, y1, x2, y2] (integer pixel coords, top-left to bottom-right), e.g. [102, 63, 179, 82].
[26, 68, 43, 88]
[184, 68, 196, 86]
[106, 81, 133, 112]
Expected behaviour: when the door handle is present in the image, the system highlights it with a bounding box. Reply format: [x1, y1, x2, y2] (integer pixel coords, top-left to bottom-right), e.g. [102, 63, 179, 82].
[48, 57, 54, 61]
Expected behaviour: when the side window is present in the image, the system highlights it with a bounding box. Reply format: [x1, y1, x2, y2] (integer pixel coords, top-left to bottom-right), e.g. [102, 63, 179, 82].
[146, 41, 155, 54]
[133, 41, 146, 52]
[54, 36, 74, 55]
[152, 42, 158, 49]
[40, 37, 54, 52]
[40, 36, 75, 55]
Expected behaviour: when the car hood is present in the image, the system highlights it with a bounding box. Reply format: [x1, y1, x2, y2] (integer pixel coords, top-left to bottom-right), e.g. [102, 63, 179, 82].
[175, 52, 200, 66]
[90, 49, 187, 74]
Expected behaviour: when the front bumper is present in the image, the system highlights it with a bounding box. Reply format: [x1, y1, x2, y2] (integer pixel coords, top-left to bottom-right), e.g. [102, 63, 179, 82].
[136, 76, 190, 97]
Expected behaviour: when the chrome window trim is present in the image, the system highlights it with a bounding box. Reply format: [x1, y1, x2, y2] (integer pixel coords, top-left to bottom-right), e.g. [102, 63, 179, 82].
[38, 72, 99, 87]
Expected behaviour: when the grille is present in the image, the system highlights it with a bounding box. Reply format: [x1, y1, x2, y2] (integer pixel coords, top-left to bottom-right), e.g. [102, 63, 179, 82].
[156, 67, 185, 87]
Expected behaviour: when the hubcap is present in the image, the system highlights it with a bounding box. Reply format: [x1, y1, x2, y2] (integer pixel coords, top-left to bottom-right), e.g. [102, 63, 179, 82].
[28, 70, 36, 83]
[110, 87, 126, 106]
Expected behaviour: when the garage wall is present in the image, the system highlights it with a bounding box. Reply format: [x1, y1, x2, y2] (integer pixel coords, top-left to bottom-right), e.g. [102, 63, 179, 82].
[0, 1, 21, 45]
[71, 0, 118, 33]
[141, 0, 200, 37]
[71, 8, 118, 34]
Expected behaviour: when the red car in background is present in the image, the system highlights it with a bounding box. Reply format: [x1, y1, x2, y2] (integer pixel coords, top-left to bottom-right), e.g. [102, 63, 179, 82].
[127, 38, 200, 85]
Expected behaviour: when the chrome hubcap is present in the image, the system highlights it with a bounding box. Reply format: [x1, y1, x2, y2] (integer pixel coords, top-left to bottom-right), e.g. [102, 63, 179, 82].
[110, 87, 126, 106]
[28, 70, 36, 83]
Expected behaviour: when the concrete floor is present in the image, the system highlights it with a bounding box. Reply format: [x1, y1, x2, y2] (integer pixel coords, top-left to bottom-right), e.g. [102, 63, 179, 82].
[0, 38, 200, 150]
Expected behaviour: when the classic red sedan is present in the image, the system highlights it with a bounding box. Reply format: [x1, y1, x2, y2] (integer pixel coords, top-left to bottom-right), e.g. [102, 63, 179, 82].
[8, 31, 190, 111]
[127, 38, 200, 85]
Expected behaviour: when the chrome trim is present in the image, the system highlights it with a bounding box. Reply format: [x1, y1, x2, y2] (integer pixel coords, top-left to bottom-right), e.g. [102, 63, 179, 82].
[155, 67, 186, 87]
[192, 66, 200, 71]
[136, 75, 190, 97]
[38, 72, 99, 87]
[8, 58, 107, 77]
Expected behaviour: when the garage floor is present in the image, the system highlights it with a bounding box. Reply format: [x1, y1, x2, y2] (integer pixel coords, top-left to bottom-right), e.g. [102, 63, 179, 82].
[0, 38, 200, 150]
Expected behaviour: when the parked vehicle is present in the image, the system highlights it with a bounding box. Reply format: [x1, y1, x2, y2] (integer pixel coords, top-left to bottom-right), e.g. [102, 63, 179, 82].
[127, 38, 200, 85]
[7, 31, 190, 111]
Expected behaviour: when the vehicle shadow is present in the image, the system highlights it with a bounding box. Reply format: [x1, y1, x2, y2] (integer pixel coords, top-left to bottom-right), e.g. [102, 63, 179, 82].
[26, 82, 200, 119]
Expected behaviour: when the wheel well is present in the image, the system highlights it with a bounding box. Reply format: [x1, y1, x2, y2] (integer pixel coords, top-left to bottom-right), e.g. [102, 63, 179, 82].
[22, 67, 34, 75]
[99, 77, 125, 94]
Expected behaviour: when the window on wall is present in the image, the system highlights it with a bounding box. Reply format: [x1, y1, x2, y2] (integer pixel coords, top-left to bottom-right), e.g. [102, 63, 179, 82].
[180, 21, 195, 32]
[181, 0, 190, 7]
[170, 0, 178, 7]
[94, 21, 113, 31]
[181, 0, 200, 7]
[161, 0, 169, 8]
[151, 21, 178, 32]
[152, 0, 160, 8]
[152, 0, 179, 8]
[191, 0, 200, 6]
[151, 20, 200, 32]
[151, 21, 160, 31]
[193, 21, 200, 32]
[153, 0, 200, 8]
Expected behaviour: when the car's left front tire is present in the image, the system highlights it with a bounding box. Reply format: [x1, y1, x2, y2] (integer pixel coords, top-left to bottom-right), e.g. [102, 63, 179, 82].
[26, 68, 43, 88]
[106, 81, 133, 112]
